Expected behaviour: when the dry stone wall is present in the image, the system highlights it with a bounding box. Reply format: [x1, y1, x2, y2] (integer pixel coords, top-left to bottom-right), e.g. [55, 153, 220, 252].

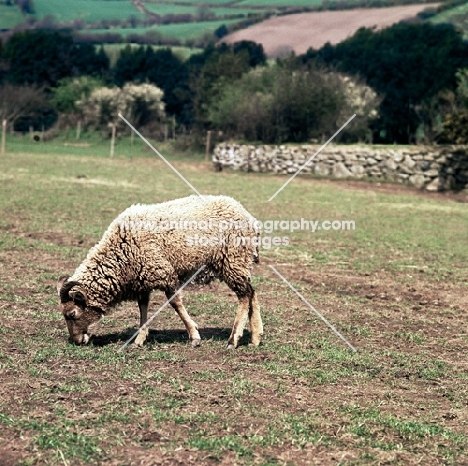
[213, 144, 468, 191]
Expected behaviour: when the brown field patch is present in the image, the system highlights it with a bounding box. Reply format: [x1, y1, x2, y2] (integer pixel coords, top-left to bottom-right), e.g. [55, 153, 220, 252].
[1, 236, 468, 464]
[223, 5, 439, 57]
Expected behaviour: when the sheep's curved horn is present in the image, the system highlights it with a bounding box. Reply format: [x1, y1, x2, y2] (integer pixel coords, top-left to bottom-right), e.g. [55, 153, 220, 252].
[59, 280, 82, 303]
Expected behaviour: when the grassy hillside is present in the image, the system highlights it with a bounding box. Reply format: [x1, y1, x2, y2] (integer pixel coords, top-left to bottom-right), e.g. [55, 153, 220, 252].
[32, 0, 144, 22]
[237, 0, 323, 6]
[168, 0, 242, 4]
[430, 1, 468, 39]
[157, 19, 241, 40]
[0, 4, 25, 29]
[0, 0, 445, 47]
[144, 4, 257, 16]
[88, 19, 239, 40]
[101, 43, 200, 65]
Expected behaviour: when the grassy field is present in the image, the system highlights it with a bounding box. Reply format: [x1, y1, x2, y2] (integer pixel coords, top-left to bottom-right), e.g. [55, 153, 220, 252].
[159, 0, 386, 5]
[236, 0, 395, 6]
[431, 1, 468, 39]
[89, 19, 240, 41]
[33, 0, 144, 22]
[100, 43, 201, 66]
[156, 19, 242, 39]
[0, 135, 468, 464]
[144, 3, 257, 16]
[236, 0, 322, 6]
[0, 4, 25, 29]
[165, 0, 245, 4]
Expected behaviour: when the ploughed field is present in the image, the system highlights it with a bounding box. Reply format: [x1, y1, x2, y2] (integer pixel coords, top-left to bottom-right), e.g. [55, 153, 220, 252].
[222, 4, 440, 57]
[0, 137, 468, 464]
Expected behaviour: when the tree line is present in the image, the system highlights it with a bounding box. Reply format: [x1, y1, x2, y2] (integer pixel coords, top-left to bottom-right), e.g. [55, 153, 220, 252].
[1, 23, 468, 145]
[302, 22, 468, 144]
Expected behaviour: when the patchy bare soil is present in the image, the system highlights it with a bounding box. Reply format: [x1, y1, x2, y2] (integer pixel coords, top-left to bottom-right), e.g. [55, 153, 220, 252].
[1, 231, 468, 464]
[223, 5, 440, 57]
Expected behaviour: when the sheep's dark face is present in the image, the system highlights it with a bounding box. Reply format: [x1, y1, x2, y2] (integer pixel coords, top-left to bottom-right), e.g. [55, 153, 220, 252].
[57, 277, 103, 345]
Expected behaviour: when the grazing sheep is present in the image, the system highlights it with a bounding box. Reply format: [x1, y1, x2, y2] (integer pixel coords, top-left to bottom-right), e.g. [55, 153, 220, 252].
[57, 195, 262, 349]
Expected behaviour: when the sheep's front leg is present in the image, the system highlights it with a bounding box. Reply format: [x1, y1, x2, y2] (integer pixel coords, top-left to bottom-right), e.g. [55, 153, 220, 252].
[227, 293, 250, 349]
[134, 292, 150, 346]
[165, 290, 201, 347]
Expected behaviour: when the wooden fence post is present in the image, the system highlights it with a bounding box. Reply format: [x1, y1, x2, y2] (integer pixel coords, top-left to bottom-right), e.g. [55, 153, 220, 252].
[205, 130, 212, 162]
[110, 123, 116, 158]
[1, 119, 6, 155]
[76, 120, 82, 140]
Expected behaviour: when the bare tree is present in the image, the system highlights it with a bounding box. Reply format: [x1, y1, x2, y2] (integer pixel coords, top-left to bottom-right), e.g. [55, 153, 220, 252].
[0, 83, 46, 154]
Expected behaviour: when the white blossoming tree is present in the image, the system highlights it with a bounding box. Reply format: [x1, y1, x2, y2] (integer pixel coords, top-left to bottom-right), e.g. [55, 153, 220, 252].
[334, 73, 381, 143]
[337, 75, 380, 120]
[121, 83, 165, 128]
[77, 83, 165, 132]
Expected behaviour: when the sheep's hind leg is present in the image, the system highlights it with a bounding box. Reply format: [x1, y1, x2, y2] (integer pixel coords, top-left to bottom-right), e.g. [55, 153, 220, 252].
[135, 292, 150, 346]
[227, 293, 250, 349]
[248, 290, 263, 347]
[165, 290, 201, 347]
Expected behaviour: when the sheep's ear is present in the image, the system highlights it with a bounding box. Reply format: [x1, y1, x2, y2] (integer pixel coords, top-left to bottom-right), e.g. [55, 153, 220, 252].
[58, 279, 84, 304]
[57, 276, 70, 298]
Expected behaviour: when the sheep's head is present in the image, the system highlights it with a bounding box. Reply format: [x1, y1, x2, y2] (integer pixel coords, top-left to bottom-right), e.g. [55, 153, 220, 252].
[57, 276, 104, 345]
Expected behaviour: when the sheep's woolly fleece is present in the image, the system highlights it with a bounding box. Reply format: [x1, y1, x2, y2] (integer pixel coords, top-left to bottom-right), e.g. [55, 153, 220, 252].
[69, 195, 260, 311]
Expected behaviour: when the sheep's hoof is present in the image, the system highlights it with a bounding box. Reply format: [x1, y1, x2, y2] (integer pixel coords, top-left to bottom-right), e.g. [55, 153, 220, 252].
[226, 343, 236, 350]
[134, 329, 148, 347]
[191, 339, 201, 348]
